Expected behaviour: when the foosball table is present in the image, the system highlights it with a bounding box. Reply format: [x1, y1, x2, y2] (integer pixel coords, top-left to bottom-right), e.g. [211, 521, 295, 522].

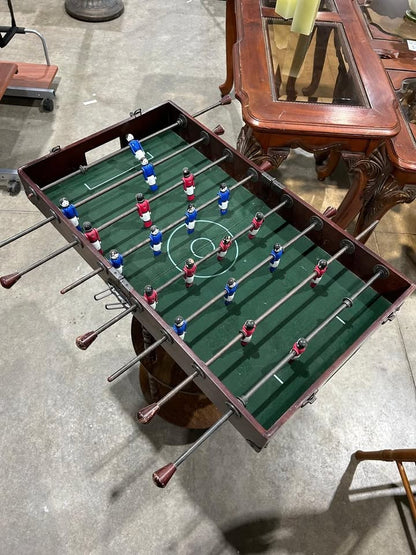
[1, 100, 414, 487]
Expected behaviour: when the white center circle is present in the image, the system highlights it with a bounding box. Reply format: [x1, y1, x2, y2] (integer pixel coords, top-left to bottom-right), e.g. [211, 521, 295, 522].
[190, 237, 216, 259]
[166, 219, 239, 278]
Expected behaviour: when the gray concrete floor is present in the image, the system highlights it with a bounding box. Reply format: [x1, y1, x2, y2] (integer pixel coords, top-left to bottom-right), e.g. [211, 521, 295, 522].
[0, 1, 415, 553]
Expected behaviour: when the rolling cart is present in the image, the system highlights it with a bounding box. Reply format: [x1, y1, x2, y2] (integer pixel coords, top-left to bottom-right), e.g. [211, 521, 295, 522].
[0, 0, 58, 195]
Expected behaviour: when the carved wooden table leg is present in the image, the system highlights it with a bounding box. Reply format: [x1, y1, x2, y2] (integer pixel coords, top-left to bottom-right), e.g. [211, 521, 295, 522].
[314, 148, 342, 181]
[219, 0, 237, 97]
[237, 124, 290, 169]
[353, 144, 416, 236]
[131, 317, 221, 429]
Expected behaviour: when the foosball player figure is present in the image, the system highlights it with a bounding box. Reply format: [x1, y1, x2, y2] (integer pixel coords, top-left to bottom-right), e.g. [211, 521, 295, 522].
[109, 249, 124, 274]
[143, 285, 158, 310]
[217, 183, 230, 215]
[310, 259, 328, 288]
[224, 277, 238, 305]
[217, 235, 232, 261]
[269, 243, 284, 273]
[184, 204, 198, 234]
[183, 258, 197, 288]
[141, 158, 158, 191]
[126, 133, 145, 161]
[173, 316, 187, 340]
[240, 319, 256, 346]
[83, 221, 103, 254]
[248, 212, 265, 239]
[59, 197, 82, 231]
[136, 193, 152, 228]
[149, 225, 163, 256]
[290, 338, 308, 361]
[182, 168, 195, 202]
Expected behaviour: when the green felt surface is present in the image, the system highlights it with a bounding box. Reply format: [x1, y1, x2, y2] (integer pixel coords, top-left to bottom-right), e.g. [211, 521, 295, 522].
[46, 130, 391, 430]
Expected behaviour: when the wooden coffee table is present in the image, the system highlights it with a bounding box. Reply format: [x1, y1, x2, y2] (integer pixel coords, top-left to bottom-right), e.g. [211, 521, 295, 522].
[220, 0, 414, 236]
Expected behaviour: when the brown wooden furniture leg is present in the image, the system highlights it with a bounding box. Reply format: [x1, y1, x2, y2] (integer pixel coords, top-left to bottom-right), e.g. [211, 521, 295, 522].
[314, 148, 342, 181]
[355, 448, 416, 523]
[237, 124, 290, 169]
[219, 0, 237, 97]
[353, 144, 416, 235]
[131, 317, 221, 429]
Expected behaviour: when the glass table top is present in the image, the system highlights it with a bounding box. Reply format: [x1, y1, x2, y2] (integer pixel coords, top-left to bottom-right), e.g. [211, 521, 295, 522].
[263, 19, 368, 106]
[361, 0, 416, 40]
[397, 78, 416, 143]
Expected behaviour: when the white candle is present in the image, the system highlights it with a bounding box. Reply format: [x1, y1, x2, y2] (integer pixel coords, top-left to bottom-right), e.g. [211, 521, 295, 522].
[291, 0, 320, 35]
[275, 0, 297, 20]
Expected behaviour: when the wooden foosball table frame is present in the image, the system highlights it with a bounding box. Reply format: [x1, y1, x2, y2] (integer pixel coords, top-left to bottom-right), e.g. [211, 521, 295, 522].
[5, 100, 414, 485]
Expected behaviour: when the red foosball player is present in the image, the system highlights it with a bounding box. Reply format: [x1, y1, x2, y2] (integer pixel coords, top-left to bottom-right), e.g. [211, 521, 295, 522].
[310, 259, 328, 288]
[182, 167, 195, 201]
[143, 284, 158, 310]
[83, 221, 103, 254]
[136, 193, 152, 228]
[248, 211, 265, 239]
[217, 235, 232, 261]
[240, 320, 256, 346]
[290, 338, 308, 361]
[183, 258, 197, 288]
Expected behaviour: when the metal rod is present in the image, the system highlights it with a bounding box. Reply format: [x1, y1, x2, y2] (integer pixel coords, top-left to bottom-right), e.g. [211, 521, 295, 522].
[60, 267, 103, 294]
[75, 305, 136, 350]
[152, 408, 234, 487]
[150, 175, 254, 292]
[107, 335, 167, 382]
[1, 239, 79, 288]
[97, 154, 230, 232]
[192, 94, 232, 117]
[75, 137, 205, 209]
[42, 116, 188, 191]
[283, 221, 316, 249]
[0, 215, 55, 249]
[240, 271, 384, 403]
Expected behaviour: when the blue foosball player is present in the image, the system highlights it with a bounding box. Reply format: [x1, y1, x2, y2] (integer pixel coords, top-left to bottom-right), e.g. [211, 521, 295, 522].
[185, 204, 198, 234]
[126, 134, 145, 161]
[269, 243, 284, 273]
[109, 249, 124, 274]
[141, 158, 158, 191]
[59, 197, 82, 231]
[149, 225, 163, 256]
[173, 316, 187, 340]
[217, 183, 230, 215]
[224, 277, 238, 305]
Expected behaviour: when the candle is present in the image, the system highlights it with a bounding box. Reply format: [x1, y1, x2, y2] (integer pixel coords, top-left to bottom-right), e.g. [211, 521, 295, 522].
[275, 0, 297, 20]
[291, 0, 320, 35]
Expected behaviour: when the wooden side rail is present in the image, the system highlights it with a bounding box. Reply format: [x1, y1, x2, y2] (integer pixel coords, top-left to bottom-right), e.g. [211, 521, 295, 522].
[355, 449, 416, 523]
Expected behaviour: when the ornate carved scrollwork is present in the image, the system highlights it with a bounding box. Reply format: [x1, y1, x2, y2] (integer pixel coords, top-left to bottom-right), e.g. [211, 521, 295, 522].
[236, 125, 289, 169]
[352, 143, 416, 228]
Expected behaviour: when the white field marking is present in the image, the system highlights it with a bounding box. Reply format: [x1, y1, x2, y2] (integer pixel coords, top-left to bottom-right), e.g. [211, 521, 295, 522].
[84, 165, 138, 190]
[274, 374, 284, 384]
[336, 316, 346, 325]
[84, 151, 154, 190]
[166, 219, 239, 279]
[190, 237, 216, 258]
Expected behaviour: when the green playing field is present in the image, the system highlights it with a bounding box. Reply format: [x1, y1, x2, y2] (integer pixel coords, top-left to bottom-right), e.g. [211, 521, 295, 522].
[46, 130, 390, 430]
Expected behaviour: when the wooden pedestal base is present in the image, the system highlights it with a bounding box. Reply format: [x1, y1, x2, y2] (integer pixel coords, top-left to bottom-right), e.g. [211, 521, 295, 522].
[131, 317, 221, 429]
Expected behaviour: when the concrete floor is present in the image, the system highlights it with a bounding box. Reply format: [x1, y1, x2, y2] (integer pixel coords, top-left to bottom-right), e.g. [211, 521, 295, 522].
[0, 1, 415, 553]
